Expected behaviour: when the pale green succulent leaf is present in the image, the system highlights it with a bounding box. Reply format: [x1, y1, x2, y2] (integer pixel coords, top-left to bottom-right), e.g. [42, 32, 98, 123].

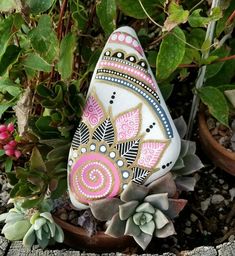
[5, 212, 24, 223]
[120, 182, 149, 202]
[90, 198, 122, 221]
[139, 220, 155, 235]
[133, 232, 152, 250]
[173, 116, 187, 139]
[0, 213, 8, 222]
[3, 220, 31, 240]
[37, 236, 49, 249]
[43, 223, 49, 233]
[144, 193, 169, 211]
[135, 202, 155, 214]
[30, 212, 40, 224]
[47, 222, 56, 237]
[34, 217, 47, 230]
[119, 201, 139, 220]
[172, 157, 184, 171]
[155, 220, 176, 238]
[147, 173, 176, 198]
[35, 227, 42, 240]
[175, 176, 196, 192]
[105, 213, 126, 237]
[164, 199, 187, 219]
[40, 212, 54, 223]
[175, 154, 204, 176]
[133, 212, 144, 226]
[54, 223, 64, 243]
[23, 226, 36, 248]
[125, 217, 141, 237]
[154, 209, 169, 229]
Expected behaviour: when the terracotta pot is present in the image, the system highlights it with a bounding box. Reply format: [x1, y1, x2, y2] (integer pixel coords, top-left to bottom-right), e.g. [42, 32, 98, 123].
[53, 216, 136, 252]
[198, 109, 235, 175]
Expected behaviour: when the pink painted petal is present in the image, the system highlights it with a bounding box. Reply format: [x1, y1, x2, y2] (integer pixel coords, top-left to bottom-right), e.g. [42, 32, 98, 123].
[137, 141, 169, 169]
[115, 106, 141, 142]
[82, 95, 105, 128]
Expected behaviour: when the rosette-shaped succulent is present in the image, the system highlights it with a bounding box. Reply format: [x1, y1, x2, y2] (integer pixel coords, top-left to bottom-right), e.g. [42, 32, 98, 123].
[172, 117, 204, 191]
[23, 212, 64, 249]
[90, 174, 187, 250]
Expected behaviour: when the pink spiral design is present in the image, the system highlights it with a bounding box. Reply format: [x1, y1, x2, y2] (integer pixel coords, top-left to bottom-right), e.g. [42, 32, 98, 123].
[69, 152, 121, 204]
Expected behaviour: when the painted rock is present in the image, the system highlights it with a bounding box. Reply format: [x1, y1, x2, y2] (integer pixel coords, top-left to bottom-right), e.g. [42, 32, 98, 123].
[68, 27, 181, 210]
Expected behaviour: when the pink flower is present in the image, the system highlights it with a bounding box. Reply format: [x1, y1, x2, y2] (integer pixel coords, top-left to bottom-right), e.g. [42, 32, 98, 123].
[8, 140, 17, 147]
[0, 125, 7, 133]
[7, 123, 14, 133]
[5, 149, 15, 157]
[0, 132, 9, 140]
[14, 150, 21, 159]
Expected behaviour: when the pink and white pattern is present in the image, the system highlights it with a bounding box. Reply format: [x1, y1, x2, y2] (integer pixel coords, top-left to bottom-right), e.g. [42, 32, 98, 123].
[109, 32, 144, 56]
[115, 107, 140, 142]
[138, 141, 169, 169]
[82, 95, 104, 128]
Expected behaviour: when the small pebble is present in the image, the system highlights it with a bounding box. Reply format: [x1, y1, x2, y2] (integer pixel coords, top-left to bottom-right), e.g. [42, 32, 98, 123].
[190, 213, 198, 222]
[207, 118, 216, 130]
[219, 179, 224, 185]
[223, 184, 229, 190]
[59, 212, 68, 221]
[224, 226, 228, 231]
[186, 220, 191, 227]
[212, 173, 218, 179]
[211, 194, 225, 205]
[229, 188, 235, 201]
[201, 198, 211, 211]
[211, 127, 219, 135]
[228, 235, 235, 242]
[184, 227, 192, 235]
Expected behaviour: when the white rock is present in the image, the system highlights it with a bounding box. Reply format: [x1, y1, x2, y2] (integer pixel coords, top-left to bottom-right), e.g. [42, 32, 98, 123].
[229, 188, 235, 201]
[228, 235, 235, 242]
[211, 194, 225, 205]
[201, 198, 211, 211]
[190, 213, 198, 222]
[184, 227, 192, 235]
[219, 179, 224, 184]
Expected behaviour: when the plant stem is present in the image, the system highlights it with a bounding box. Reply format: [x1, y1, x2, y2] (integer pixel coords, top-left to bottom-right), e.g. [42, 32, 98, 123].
[57, 0, 68, 41]
[186, 0, 221, 140]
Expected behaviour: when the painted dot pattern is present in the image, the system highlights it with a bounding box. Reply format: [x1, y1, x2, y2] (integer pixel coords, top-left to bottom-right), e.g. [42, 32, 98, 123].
[95, 75, 173, 138]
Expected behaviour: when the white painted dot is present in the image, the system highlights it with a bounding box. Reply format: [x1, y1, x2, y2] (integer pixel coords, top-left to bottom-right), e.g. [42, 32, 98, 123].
[117, 52, 122, 58]
[129, 56, 135, 62]
[117, 160, 124, 167]
[122, 171, 129, 179]
[110, 152, 116, 158]
[105, 51, 110, 56]
[100, 145, 107, 152]
[81, 148, 86, 153]
[123, 184, 128, 190]
[126, 36, 132, 43]
[90, 144, 96, 151]
[118, 34, 125, 41]
[68, 160, 73, 166]
[73, 152, 78, 158]
[133, 40, 138, 47]
[111, 34, 118, 40]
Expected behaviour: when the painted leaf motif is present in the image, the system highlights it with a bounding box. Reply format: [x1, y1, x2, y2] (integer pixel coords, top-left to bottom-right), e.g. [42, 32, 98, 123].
[132, 167, 150, 184]
[116, 140, 139, 166]
[92, 118, 114, 145]
[137, 141, 169, 168]
[82, 95, 105, 128]
[115, 107, 140, 142]
[72, 122, 89, 148]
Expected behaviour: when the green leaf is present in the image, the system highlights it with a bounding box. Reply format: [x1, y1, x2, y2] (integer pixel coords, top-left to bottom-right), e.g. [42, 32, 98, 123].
[71, 1, 88, 31]
[30, 147, 47, 173]
[158, 82, 173, 100]
[0, 0, 21, 12]
[0, 45, 21, 75]
[156, 27, 186, 80]
[198, 86, 229, 127]
[116, 0, 161, 19]
[26, 0, 55, 14]
[29, 15, 59, 64]
[96, 0, 116, 36]
[0, 79, 22, 97]
[57, 33, 76, 80]
[5, 158, 13, 172]
[22, 53, 51, 72]
[0, 16, 14, 58]
[163, 2, 189, 31]
[22, 197, 42, 209]
[50, 177, 67, 199]
[188, 7, 222, 28]
[0, 104, 11, 119]
[217, 84, 235, 92]
[205, 46, 230, 79]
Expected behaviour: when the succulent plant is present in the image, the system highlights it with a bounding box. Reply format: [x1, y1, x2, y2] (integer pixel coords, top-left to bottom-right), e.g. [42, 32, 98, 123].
[90, 175, 187, 250]
[0, 199, 64, 249]
[23, 211, 64, 249]
[172, 117, 204, 191]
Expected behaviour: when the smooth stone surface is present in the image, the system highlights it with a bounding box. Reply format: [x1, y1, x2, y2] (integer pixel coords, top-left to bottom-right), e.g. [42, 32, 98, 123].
[68, 26, 181, 210]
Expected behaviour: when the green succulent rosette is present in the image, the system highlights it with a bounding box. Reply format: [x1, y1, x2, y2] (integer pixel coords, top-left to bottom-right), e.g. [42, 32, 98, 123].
[90, 173, 187, 250]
